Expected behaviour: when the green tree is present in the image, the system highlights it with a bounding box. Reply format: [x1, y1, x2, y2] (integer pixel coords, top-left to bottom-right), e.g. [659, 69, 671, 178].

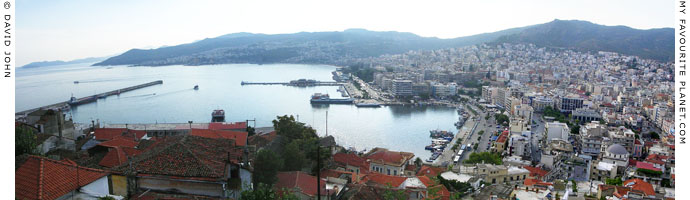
[415, 157, 423, 167]
[273, 115, 317, 141]
[383, 183, 407, 200]
[241, 183, 299, 200]
[253, 149, 284, 187]
[16, 126, 37, 156]
[571, 124, 581, 135]
[300, 137, 331, 174]
[463, 152, 502, 165]
[282, 140, 306, 171]
[572, 180, 578, 193]
[650, 132, 660, 139]
[605, 178, 622, 186]
[246, 126, 256, 136]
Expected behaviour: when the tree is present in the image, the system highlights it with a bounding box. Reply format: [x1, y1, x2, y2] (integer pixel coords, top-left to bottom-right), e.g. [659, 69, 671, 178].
[383, 183, 407, 200]
[572, 180, 578, 193]
[571, 125, 580, 135]
[463, 152, 502, 165]
[273, 115, 317, 141]
[415, 157, 423, 167]
[650, 132, 660, 139]
[246, 126, 256, 136]
[605, 178, 622, 186]
[281, 140, 306, 171]
[241, 183, 299, 200]
[253, 149, 284, 187]
[16, 126, 37, 156]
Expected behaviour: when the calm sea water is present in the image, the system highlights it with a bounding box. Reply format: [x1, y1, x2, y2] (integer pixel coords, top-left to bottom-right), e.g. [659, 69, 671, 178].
[16, 63, 459, 159]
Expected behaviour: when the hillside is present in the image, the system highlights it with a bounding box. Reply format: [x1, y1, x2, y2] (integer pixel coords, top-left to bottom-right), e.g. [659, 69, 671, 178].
[94, 19, 673, 66]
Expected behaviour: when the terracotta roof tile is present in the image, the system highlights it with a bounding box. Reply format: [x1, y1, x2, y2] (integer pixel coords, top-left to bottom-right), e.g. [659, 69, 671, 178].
[98, 147, 142, 168]
[190, 129, 248, 146]
[94, 128, 146, 141]
[358, 173, 408, 188]
[275, 171, 328, 197]
[364, 148, 414, 167]
[115, 135, 242, 178]
[416, 165, 444, 177]
[97, 138, 139, 148]
[16, 155, 108, 200]
[623, 178, 656, 196]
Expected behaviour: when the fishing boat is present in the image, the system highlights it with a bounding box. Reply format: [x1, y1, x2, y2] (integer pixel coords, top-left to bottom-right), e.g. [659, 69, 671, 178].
[194, 85, 199, 90]
[212, 109, 225, 122]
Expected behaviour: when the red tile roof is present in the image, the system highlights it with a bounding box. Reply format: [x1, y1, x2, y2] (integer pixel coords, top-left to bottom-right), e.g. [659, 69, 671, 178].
[358, 173, 408, 188]
[275, 171, 328, 197]
[416, 165, 444, 178]
[623, 178, 656, 196]
[523, 166, 549, 179]
[97, 137, 139, 148]
[417, 176, 450, 200]
[208, 122, 247, 130]
[189, 129, 248, 146]
[364, 148, 414, 167]
[496, 131, 509, 143]
[16, 155, 109, 200]
[636, 162, 661, 171]
[334, 153, 369, 169]
[98, 147, 142, 168]
[93, 128, 146, 141]
[320, 169, 355, 182]
[115, 135, 243, 178]
[523, 178, 553, 187]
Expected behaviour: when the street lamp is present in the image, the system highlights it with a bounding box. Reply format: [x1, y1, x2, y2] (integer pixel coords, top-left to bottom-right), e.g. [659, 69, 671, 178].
[188, 121, 193, 130]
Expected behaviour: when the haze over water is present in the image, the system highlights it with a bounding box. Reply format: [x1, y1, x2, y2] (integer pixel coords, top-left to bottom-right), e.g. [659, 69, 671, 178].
[16, 64, 459, 159]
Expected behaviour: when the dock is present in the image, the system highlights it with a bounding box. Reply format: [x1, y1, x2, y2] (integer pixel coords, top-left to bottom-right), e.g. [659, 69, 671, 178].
[16, 80, 164, 116]
[241, 78, 342, 87]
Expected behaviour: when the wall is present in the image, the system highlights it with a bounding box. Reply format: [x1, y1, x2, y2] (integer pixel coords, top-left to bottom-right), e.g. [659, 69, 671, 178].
[138, 176, 223, 197]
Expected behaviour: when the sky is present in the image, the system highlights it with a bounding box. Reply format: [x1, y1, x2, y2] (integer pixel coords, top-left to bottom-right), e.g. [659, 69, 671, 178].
[17, 0, 674, 67]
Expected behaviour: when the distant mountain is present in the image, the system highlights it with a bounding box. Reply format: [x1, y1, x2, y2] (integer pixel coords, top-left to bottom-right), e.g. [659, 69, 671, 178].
[94, 19, 672, 66]
[494, 19, 673, 61]
[22, 57, 108, 68]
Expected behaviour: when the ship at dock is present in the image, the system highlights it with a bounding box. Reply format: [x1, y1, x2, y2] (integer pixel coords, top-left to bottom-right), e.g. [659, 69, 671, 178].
[212, 109, 225, 122]
[310, 93, 354, 104]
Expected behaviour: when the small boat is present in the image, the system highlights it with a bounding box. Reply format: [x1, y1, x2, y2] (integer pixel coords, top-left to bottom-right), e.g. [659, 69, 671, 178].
[74, 81, 79, 84]
[194, 85, 199, 90]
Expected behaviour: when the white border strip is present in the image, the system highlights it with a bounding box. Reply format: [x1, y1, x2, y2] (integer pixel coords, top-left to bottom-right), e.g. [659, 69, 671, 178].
[1, 0, 14, 197]
[677, 0, 687, 199]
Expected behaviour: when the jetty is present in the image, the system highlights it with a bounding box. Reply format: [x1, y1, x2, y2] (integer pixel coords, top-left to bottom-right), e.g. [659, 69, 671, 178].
[241, 79, 342, 87]
[16, 80, 163, 116]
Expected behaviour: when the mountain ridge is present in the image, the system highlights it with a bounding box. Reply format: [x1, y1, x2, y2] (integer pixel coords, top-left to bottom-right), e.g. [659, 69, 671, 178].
[93, 19, 673, 66]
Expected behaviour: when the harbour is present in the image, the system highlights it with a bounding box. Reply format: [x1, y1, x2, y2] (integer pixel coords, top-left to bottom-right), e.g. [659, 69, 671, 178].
[15, 63, 459, 159]
[15, 80, 164, 116]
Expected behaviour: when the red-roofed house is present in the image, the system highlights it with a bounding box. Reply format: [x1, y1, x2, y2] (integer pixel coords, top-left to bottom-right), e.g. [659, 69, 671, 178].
[493, 131, 510, 153]
[623, 178, 656, 197]
[364, 148, 414, 176]
[333, 153, 369, 179]
[16, 155, 118, 199]
[189, 129, 248, 146]
[523, 178, 553, 190]
[275, 171, 332, 199]
[523, 166, 548, 180]
[113, 135, 251, 199]
[416, 165, 444, 178]
[418, 176, 450, 200]
[98, 146, 142, 168]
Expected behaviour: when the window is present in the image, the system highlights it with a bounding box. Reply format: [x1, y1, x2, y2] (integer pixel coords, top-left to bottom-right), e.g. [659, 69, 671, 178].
[387, 169, 391, 175]
[394, 170, 397, 175]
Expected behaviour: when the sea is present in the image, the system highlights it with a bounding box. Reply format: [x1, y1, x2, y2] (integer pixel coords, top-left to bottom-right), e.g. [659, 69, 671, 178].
[16, 63, 460, 159]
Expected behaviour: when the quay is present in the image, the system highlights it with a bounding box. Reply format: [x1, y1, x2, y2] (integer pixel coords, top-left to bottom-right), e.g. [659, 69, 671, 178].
[15, 80, 164, 116]
[241, 78, 342, 87]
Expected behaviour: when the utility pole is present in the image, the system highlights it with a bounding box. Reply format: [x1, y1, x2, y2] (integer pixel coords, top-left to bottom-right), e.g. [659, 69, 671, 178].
[317, 145, 321, 200]
[326, 111, 328, 136]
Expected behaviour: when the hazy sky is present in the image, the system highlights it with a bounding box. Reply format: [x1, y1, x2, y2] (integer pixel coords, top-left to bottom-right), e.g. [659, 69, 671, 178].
[18, 0, 673, 67]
